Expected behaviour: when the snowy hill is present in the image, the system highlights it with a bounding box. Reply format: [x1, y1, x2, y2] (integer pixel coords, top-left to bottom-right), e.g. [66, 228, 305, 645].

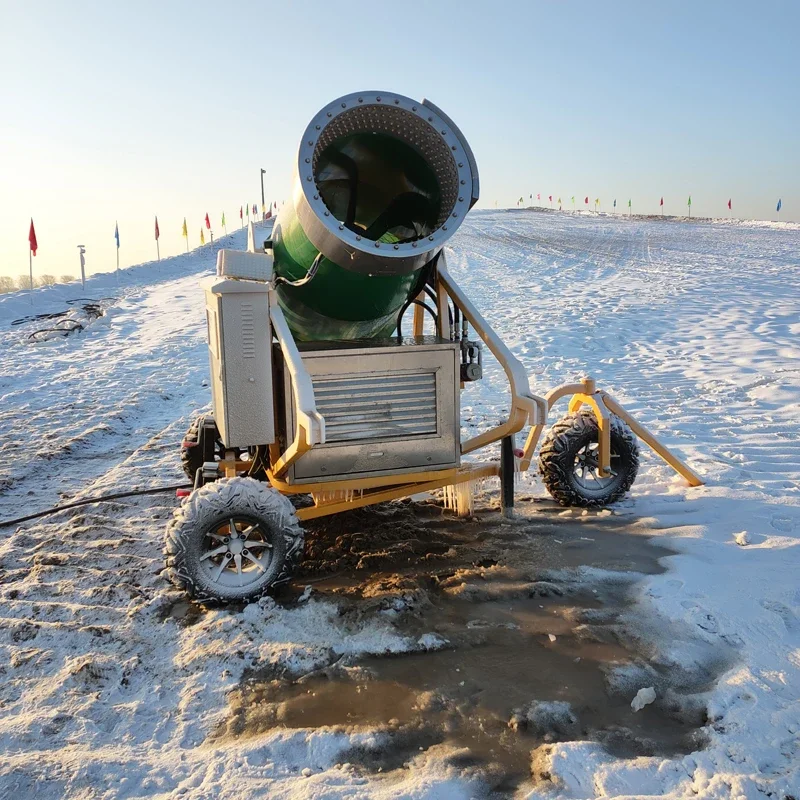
[0, 212, 798, 798]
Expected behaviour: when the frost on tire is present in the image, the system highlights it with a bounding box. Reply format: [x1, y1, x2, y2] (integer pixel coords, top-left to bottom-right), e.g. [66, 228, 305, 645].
[538, 409, 639, 508]
[164, 477, 304, 605]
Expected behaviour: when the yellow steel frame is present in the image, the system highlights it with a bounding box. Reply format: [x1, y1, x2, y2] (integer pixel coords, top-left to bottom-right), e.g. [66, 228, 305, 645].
[518, 377, 703, 486]
[252, 260, 702, 522]
[294, 464, 499, 521]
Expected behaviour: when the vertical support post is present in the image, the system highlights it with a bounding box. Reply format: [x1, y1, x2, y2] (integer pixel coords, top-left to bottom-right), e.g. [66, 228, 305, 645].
[500, 434, 515, 518]
[435, 280, 450, 339]
[412, 292, 425, 337]
[29, 249, 33, 304]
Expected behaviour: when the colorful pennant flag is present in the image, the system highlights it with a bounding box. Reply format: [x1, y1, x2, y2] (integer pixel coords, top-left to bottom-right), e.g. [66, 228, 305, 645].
[221, 212, 226, 227]
[239, 206, 243, 220]
[29, 219, 38, 255]
[727, 199, 731, 211]
[114, 221, 120, 248]
[613, 199, 617, 208]
[584, 196, 589, 205]
[687, 195, 692, 207]
[154, 216, 160, 240]
[628, 199, 632, 207]
[537, 193, 540, 200]
[205, 213, 211, 230]
[777, 199, 782, 212]
[660, 197, 664, 207]
[181, 218, 188, 238]
[200, 228, 205, 245]
[246, 205, 250, 218]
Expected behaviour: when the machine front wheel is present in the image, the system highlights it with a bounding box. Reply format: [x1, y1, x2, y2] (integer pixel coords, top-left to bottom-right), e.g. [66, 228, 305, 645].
[164, 477, 304, 605]
[538, 410, 639, 508]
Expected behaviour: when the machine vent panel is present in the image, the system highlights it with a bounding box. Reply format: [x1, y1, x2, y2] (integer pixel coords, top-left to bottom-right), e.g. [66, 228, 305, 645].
[313, 372, 437, 443]
[240, 302, 255, 358]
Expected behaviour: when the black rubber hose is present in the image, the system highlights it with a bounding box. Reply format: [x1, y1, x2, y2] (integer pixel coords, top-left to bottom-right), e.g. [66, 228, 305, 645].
[0, 484, 192, 529]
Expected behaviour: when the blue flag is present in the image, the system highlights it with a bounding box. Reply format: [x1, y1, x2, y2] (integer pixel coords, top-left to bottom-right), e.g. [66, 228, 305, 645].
[613, 199, 617, 208]
[114, 222, 120, 248]
[777, 199, 782, 212]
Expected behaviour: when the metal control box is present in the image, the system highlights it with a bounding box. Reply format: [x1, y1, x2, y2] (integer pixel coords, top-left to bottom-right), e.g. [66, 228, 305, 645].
[202, 275, 274, 449]
[277, 337, 460, 484]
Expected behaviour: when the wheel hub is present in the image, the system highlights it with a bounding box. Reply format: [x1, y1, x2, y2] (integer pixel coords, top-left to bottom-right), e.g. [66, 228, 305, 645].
[199, 516, 274, 589]
[228, 537, 244, 555]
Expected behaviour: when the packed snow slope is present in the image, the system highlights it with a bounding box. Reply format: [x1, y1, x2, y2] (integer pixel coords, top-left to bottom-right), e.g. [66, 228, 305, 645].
[1, 212, 799, 798]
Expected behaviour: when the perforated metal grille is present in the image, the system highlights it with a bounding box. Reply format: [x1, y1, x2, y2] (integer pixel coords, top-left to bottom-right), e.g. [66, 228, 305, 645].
[312, 371, 437, 443]
[313, 105, 459, 229]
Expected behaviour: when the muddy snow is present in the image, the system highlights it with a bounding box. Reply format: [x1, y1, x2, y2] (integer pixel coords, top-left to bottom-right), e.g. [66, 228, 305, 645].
[1, 212, 799, 798]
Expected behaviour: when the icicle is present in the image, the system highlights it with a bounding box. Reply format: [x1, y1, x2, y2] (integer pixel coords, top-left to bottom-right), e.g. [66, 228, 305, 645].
[311, 489, 354, 506]
[443, 479, 477, 518]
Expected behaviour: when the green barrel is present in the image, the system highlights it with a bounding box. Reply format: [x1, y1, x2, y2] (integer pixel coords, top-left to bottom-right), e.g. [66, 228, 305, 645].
[271, 92, 479, 342]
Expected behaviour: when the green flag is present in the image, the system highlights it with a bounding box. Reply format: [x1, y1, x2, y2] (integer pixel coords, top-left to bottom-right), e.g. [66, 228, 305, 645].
[246, 204, 249, 217]
[628, 199, 631, 208]
[221, 212, 226, 226]
[687, 195, 692, 206]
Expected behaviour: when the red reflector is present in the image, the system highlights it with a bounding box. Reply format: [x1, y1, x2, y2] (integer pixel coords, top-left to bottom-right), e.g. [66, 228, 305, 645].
[175, 488, 192, 498]
[513, 448, 524, 458]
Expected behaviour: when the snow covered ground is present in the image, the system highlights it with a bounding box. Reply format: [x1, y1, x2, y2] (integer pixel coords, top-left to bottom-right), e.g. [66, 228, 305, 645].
[0, 211, 798, 798]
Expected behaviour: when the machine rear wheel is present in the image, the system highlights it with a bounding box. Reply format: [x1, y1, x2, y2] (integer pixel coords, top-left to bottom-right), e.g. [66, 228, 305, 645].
[538, 410, 639, 508]
[164, 477, 304, 605]
[180, 415, 223, 482]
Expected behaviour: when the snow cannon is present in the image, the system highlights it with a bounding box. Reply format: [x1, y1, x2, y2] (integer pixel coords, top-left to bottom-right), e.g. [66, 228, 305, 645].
[270, 92, 479, 341]
[165, 91, 704, 606]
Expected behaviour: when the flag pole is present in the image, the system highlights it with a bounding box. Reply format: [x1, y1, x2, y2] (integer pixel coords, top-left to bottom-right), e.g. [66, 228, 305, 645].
[29, 248, 33, 305]
[156, 240, 160, 260]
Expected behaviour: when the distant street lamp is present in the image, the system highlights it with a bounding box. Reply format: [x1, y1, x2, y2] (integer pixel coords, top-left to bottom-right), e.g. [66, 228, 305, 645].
[260, 168, 266, 219]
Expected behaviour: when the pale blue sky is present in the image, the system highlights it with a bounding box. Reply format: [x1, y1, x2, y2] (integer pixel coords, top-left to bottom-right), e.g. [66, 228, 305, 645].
[1, 0, 797, 278]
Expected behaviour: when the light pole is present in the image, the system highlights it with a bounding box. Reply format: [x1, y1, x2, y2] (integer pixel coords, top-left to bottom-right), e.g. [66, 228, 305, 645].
[77, 245, 86, 289]
[260, 168, 266, 219]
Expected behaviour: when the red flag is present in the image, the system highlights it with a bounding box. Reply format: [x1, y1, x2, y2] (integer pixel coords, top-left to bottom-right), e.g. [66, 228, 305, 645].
[537, 193, 540, 200]
[660, 197, 664, 206]
[205, 213, 211, 230]
[239, 206, 243, 219]
[727, 199, 732, 210]
[584, 197, 589, 204]
[548, 195, 552, 202]
[28, 219, 38, 256]
[265, 208, 272, 220]
[154, 215, 160, 240]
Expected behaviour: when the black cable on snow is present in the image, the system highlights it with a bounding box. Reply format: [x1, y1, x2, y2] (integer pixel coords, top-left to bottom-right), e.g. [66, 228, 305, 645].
[0, 484, 192, 529]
